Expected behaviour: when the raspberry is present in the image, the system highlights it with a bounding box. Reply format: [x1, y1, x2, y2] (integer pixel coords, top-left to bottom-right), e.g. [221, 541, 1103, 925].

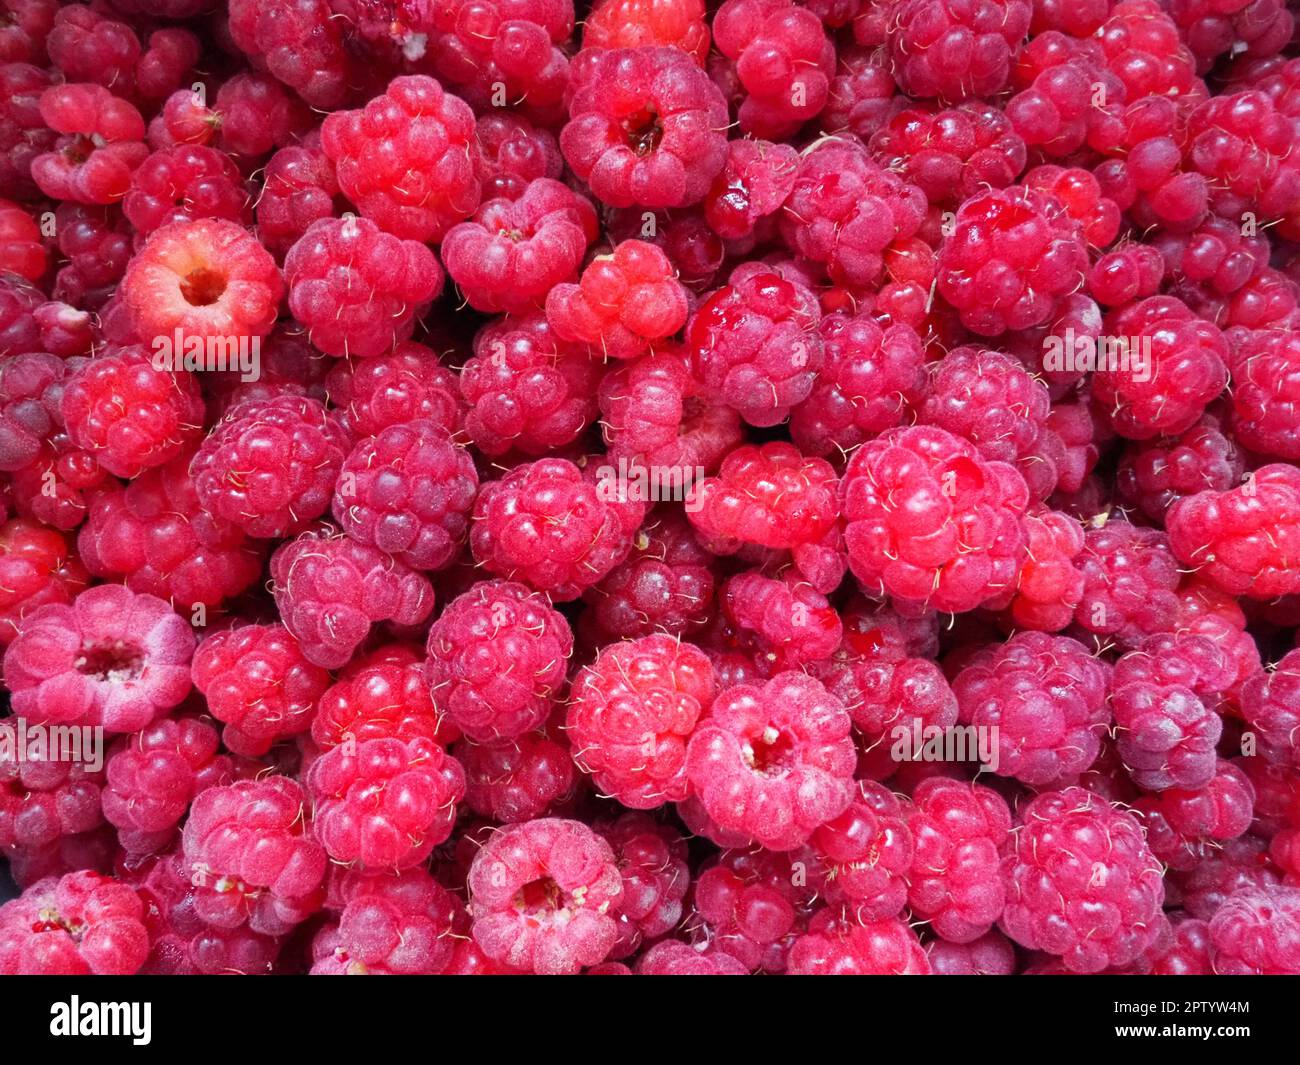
[309, 866, 458, 976]
[936, 186, 1089, 337]
[77, 453, 264, 611]
[459, 730, 575, 823]
[820, 47, 899, 141]
[0, 0, 54, 64]
[1002, 505, 1085, 632]
[789, 314, 925, 458]
[470, 456, 643, 601]
[308, 736, 465, 870]
[256, 139, 341, 259]
[582, 508, 716, 640]
[0, 62, 55, 198]
[325, 342, 463, 441]
[314, 644, 454, 750]
[720, 570, 842, 674]
[4, 583, 194, 733]
[597, 812, 689, 957]
[888, 0, 1031, 103]
[122, 145, 249, 237]
[688, 262, 824, 427]
[1240, 648, 1300, 767]
[0, 351, 67, 473]
[181, 776, 326, 935]
[121, 217, 283, 344]
[226, 0, 352, 110]
[906, 778, 1011, 942]
[1167, 464, 1300, 600]
[212, 72, 311, 159]
[320, 75, 480, 244]
[50, 202, 132, 309]
[1116, 416, 1245, 522]
[467, 818, 624, 975]
[1073, 519, 1182, 648]
[425, 580, 572, 745]
[192, 394, 349, 540]
[926, 930, 1018, 974]
[284, 215, 444, 359]
[270, 526, 435, 670]
[712, 0, 835, 137]
[462, 313, 600, 458]
[560, 46, 729, 208]
[0, 871, 148, 975]
[1088, 243, 1164, 308]
[0, 519, 87, 646]
[568, 633, 714, 808]
[1006, 32, 1111, 158]
[870, 102, 1026, 208]
[476, 112, 563, 201]
[1135, 760, 1256, 870]
[787, 907, 930, 974]
[1225, 329, 1300, 461]
[1170, 0, 1292, 70]
[1208, 884, 1300, 974]
[1176, 834, 1282, 919]
[1001, 787, 1165, 972]
[636, 939, 747, 974]
[954, 631, 1111, 786]
[1024, 164, 1121, 249]
[0, 198, 44, 281]
[1097, 0, 1200, 101]
[0, 725, 102, 852]
[443, 179, 597, 315]
[192, 623, 331, 756]
[46, 5, 139, 93]
[546, 239, 688, 360]
[809, 779, 913, 919]
[31, 82, 147, 204]
[686, 671, 855, 850]
[583, 0, 710, 63]
[101, 714, 230, 855]
[1188, 90, 1300, 227]
[841, 425, 1031, 615]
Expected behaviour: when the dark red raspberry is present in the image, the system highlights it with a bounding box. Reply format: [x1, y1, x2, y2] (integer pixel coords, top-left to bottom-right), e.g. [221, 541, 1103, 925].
[1167, 464, 1300, 601]
[888, 0, 1031, 103]
[4, 583, 194, 733]
[1001, 787, 1164, 973]
[820, 47, 900, 141]
[686, 671, 855, 850]
[0, 62, 55, 198]
[469, 456, 644, 601]
[907, 777, 1011, 943]
[325, 342, 463, 441]
[50, 202, 132, 310]
[476, 111, 563, 202]
[31, 82, 147, 204]
[181, 776, 327, 936]
[1240, 648, 1300, 767]
[226, 0, 353, 109]
[0, 0, 54, 64]
[122, 145, 249, 236]
[425, 580, 572, 745]
[1208, 884, 1300, 974]
[787, 907, 930, 974]
[720, 570, 842, 675]
[561, 46, 728, 208]
[688, 262, 824, 427]
[0, 518, 87, 646]
[284, 214, 443, 359]
[1168, 0, 1292, 71]
[809, 779, 913, 920]
[256, 138, 341, 259]
[270, 526, 435, 670]
[0, 871, 148, 975]
[1116, 415, 1244, 522]
[192, 623, 330, 756]
[926, 930, 1017, 974]
[841, 425, 1031, 615]
[597, 812, 690, 958]
[568, 633, 715, 808]
[1175, 834, 1282, 919]
[467, 817, 624, 975]
[0, 350, 90, 478]
[1002, 505, 1085, 632]
[635, 939, 746, 974]
[0, 727, 102, 852]
[1135, 760, 1255, 870]
[46, 5, 139, 96]
[703, 138, 798, 244]
[584, 0, 710, 63]
[459, 730, 576, 824]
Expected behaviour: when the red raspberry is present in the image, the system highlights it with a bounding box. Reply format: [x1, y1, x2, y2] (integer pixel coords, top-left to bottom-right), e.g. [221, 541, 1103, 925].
[1006, 31, 1112, 158]
[841, 425, 1031, 615]
[31, 82, 147, 204]
[1168, 0, 1292, 71]
[954, 632, 1112, 786]
[46, 5, 139, 93]
[597, 812, 689, 958]
[0, 0, 54, 64]
[101, 714, 231, 855]
[584, 0, 710, 63]
[0, 63, 55, 198]
[320, 75, 480, 243]
[787, 907, 930, 974]
[467, 817, 624, 975]
[1157, 215, 1270, 302]
[470, 456, 643, 601]
[0, 349, 67, 472]
[476, 112, 563, 201]
[226, 0, 352, 109]
[1073, 519, 1182, 647]
[582, 507, 716, 640]
[906, 778, 1011, 943]
[1116, 415, 1245, 522]
[1135, 760, 1255, 870]
[1176, 834, 1282, 919]
[820, 46, 899, 141]
[0, 871, 147, 975]
[1097, 0, 1200, 100]
[712, 0, 835, 137]
[1188, 90, 1300, 226]
[181, 776, 327, 935]
[462, 313, 599, 458]
[325, 342, 463, 441]
[313, 644, 454, 749]
[688, 262, 824, 428]
[1024, 163, 1121, 248]
[1134, 915, 1212, 975]
[4, 583, 194, 733]
[284, 214, 443, 359]
[310, 867, 458, 976]
[0, 519, 87, 646]
[1226, 329, 1300, 461]
[702, 138, 798, 243]
[459, 730, 575, 823]
[270, 526, 435, 670]
[568, 633, 714, 808]
[1208, 884, 1300, 974]
[720, 571, 842, 674]
[0, 198, 44, 281]
[686, 671, 855, 850]
[1088, 243, 1165, 307]
[123, 145, 249, 237]
[790, 314, 925, 458]
[1002, 505, 1084, 632]
[308, 736, 465, 870]
[256, 139, 341, 259]
[926, 930, 1018, 974]
[332, 420, 477, 572]
[1240, 648, 1300, 767]
[546, 239, 688, 360]
[560, 46, 728, 208]
[425, 580, 572, 745]
[50, 202, 132, 310]
[77, 453, 264, 612]
[1167, 464, 1300, 600]
[636, 939, 747, 974]
[192, 394, 349, 540]
[0, 727, 102, 852]
[936, 186, 1088, 337]
[121, 217, 283, 343]
[888, 0, 1031, 103]
[210, 72, 311, 159]
[192, 623, 331, 756]
[810, 779, 914, 920]
[1001, 787, 1165, 972]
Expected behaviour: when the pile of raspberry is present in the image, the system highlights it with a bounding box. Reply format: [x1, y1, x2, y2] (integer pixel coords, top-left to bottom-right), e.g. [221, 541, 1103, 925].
[3, 0, 1300, 979]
